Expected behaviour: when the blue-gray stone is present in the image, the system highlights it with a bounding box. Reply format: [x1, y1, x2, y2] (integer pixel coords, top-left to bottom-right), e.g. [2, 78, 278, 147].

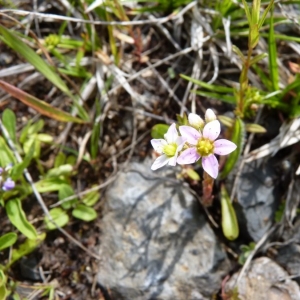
[97, 161, 230, 300]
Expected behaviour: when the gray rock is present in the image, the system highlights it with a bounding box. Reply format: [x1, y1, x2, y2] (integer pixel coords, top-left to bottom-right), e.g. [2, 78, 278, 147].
[225, 257, 300, 300]
[275, 217, 300, 285]
[236, 158, 281, 241]
[97, 162, 230, 300]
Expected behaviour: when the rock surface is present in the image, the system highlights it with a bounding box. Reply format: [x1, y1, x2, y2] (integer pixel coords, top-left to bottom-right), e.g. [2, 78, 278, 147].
[276, 217, 300, 285]
[97, 161, 230, 300]
[225, 257, 300, 300]
[236, 158, 282, 241]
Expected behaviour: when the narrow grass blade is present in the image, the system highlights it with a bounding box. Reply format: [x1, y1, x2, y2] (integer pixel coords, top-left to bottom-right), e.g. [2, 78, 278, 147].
[258, 0, 275, 29]
[0, 25, 72, 97]
[241, 0, 252, 25]
[0, 80, 85, 123]
[268, 5, 279, 91]
[194, 90, 236, 104]
[250, 53, 267, 66]
[252, 0, 261, 25]
[181, 74, 234, 93]
[91, 98, 101, 159]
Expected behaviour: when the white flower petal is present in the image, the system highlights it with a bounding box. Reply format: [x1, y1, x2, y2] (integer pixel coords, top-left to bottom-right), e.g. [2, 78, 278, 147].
[164, 123, 178, 144]
[214, 139, 237, 155]
[203, 120, 220, 141]
[177, 148, 200, 164]
[168, 154, 178, 166]
[205, 108, 217, 123]
[179, 126, 201, 145]
[202, 154, 219, 179]
[176, 136, 186, 151]
[151, 139, 167, 154]
[151, 155, 169, 170]
[188, 113, 204, 129]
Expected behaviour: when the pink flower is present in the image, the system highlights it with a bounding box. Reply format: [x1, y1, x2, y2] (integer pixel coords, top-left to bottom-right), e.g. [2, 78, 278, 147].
[177, 120, 237, 179]
[151, 123, 186, 170]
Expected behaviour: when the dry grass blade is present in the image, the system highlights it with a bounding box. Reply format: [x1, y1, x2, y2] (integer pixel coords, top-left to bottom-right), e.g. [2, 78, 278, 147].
[245, 118, 300, 163]
[0, 80, 85, 124]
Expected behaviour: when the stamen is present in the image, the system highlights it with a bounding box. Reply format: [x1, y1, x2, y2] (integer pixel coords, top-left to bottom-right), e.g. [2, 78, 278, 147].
[163, 143, 177, 157]
[196, 138, 214, 157]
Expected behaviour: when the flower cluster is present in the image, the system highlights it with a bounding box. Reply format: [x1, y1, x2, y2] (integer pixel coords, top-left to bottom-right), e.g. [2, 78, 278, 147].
[150, 109, 237, 179]
[0, 165, 15, 191]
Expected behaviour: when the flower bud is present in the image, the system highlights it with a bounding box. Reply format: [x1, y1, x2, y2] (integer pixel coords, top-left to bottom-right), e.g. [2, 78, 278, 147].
[205, 109, 217, 123]
[188, 113, 204, 130]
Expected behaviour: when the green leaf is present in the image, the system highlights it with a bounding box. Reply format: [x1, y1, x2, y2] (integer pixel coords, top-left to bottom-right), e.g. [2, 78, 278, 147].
[35, 178, 68, 193]
[176, 113, 188, 126]
[0, 270, 7, 300]
[232, 45, 245, 62]
[258, 0, 275, 29]
[19, 120, 33, 144]
[46, 164, 73, 178]
[9, 234, 46, 267]
[249, 53, 267, 66]
[28, 119, 44, 135]
[0, 232, 17, 251]
[268, 5, 279, 91]
[2, 109, 17, 143]
[82, 189, 99, 206]
[194, 90, 236, 104]
[245, 123, 266, 133]
[11, 142, 35, 180]
[44, 208, 69, 230]
[0, 24, 71, 96]
[23, 135, 41, 158]
[6, 198, 38, 239]
[241, 0, 252, 26]
[0, 136, 15, 166]
[151, 124, 169, 139]
[250, 24, 260, 48]
[54, 152, 66, 168]
[252, 64, 273, 90]
[251, 0, 261, 26]
[59, 184, 78, 210]
[218, 115, 235, 128]
[0, 80, 85, 124]
[72, 204, 97, 222]
[181, 74, 234, 93]
[221, 185, 239, 240]
[91, 98, 101, 159]
[36, 133, 53, 143]
[220, 118, 245, 179]
[185, 169, 200, 181]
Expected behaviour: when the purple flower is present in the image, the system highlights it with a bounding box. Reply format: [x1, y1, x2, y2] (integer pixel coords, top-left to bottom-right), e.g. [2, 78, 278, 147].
[151, 123, 186, 170]
[177, 119, 237, 179]
[2, 178, 15, 191]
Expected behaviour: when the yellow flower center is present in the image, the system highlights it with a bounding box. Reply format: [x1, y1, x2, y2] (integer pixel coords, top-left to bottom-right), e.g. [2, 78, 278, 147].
[163, 143, 177, 157]
[196, 138, 214, 157]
